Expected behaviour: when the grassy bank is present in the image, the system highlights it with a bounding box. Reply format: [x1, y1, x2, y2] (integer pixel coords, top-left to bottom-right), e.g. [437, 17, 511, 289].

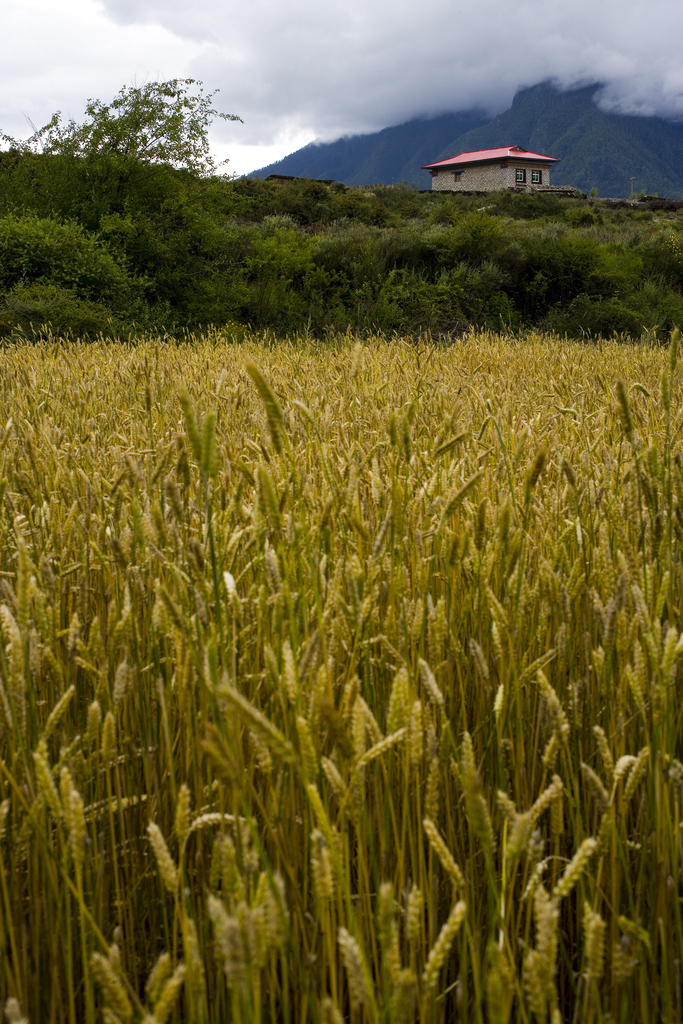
[0, 331, 682, 1023]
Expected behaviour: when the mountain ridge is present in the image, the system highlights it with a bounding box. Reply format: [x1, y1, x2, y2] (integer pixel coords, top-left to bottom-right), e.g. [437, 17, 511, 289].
[250, 82, 683, 198]
[250, 108, 490, 188]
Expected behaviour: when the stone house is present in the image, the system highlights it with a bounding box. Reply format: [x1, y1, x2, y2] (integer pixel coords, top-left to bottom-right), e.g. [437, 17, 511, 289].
[422, 145, 560, 192]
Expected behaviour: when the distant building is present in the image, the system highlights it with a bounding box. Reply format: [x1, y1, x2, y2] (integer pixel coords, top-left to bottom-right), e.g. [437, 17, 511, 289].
[422, 145, 560, 192]
[264, 174, 340, 186]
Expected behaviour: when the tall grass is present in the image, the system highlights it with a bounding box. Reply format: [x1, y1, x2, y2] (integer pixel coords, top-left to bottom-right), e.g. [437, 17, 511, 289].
[0, 330, 681, 1023]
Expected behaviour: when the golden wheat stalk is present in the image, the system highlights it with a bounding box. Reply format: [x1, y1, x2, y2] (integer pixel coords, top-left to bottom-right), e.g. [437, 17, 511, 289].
[422, 901, 467, 990]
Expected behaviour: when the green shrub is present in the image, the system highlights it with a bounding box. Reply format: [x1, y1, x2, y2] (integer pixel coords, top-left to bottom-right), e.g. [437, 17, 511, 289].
[0, 212, 142, 303]
[544, 293, 646, 338]
[0, 281, 128, 338]
[373, 266, 474, 334]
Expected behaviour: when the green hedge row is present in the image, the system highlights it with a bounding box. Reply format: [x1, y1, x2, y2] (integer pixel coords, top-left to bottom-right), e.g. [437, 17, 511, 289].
[1, 152, 682, 338]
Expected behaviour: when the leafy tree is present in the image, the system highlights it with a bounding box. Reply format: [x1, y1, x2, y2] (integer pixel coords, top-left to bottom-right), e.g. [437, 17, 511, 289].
[1, 79, 241, 176]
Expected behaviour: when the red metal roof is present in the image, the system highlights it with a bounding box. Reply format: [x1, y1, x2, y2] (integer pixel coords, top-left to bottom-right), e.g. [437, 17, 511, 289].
[422, 145, 560, 170]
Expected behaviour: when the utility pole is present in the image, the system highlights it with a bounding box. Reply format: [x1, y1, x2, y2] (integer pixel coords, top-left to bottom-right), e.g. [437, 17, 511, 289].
[630, 176, 636, 198]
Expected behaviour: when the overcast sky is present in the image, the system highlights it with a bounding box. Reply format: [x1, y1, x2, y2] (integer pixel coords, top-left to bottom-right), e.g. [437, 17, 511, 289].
[3, 0, 683, 176]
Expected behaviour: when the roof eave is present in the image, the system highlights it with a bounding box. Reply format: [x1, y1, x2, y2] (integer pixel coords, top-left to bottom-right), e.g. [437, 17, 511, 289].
[421, 154, 561, 170]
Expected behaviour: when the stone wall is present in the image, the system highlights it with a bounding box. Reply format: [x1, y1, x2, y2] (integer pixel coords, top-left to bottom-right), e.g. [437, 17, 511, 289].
[430, 162, 551, 192]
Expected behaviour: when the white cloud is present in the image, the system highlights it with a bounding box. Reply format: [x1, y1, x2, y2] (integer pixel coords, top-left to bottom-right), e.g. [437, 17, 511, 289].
[104, 0, 683, 168]
[1, 0, 200, 133]
[0, 0, 296, 174]
[2, 0, 682, 177]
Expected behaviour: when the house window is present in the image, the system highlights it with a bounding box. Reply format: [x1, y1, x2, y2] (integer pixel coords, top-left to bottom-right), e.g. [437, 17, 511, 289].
[452, 171, 463, 178]
[429, 170, 438, 177]
[532, 170, 541, 184]
[516, 168, 526, 184]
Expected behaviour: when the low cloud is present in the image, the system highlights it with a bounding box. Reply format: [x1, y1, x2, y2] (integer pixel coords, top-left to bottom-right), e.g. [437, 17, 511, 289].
[3, 0, 681, 178]
[1, 1, 201, 140]
[101, 0, 683, 152]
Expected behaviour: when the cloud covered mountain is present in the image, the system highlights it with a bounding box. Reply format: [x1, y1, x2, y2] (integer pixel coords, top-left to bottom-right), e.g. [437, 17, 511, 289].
[249, 109, 490, 189]
[251, 82, 683, 198]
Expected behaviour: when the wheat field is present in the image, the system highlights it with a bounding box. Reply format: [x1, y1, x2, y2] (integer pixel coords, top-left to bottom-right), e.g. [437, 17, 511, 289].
[0, 330, 682, 1024]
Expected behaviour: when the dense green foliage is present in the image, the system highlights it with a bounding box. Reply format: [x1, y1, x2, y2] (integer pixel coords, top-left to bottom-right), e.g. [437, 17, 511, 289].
[1, 147, 683, 339]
